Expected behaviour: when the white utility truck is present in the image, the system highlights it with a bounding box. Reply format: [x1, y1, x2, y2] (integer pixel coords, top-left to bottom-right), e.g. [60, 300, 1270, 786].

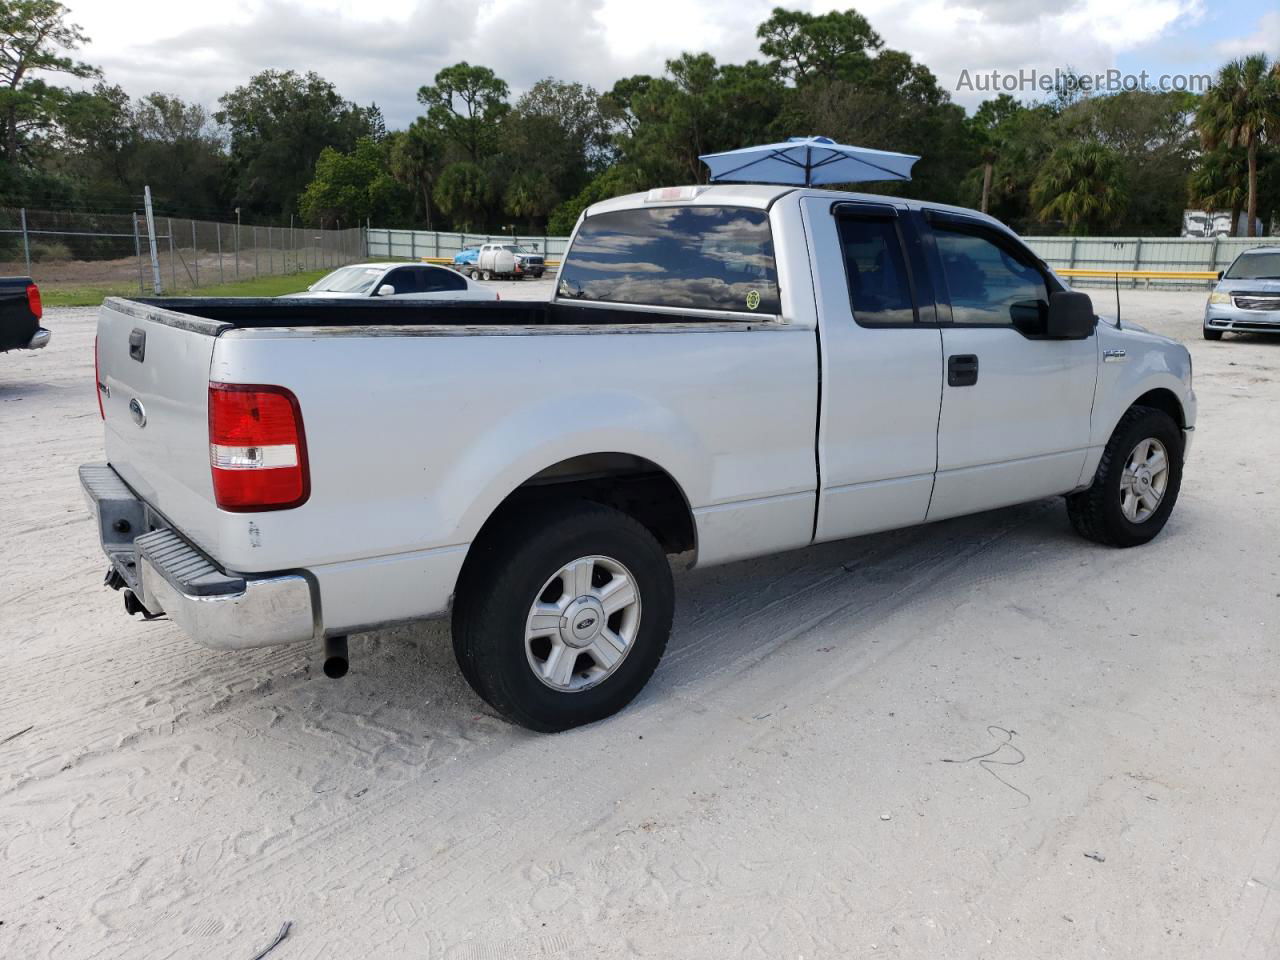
[82, 185, 1196, 731]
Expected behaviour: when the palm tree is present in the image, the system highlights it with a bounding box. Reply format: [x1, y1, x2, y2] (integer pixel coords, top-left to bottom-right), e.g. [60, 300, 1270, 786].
[1188, 147, 1247, 235]
[1197, 54, 1278, 238]
[1031, 142, 1126, 234]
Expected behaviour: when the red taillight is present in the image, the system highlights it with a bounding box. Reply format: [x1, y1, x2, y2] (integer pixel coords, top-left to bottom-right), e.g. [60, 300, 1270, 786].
[26, 283, 41, 319]
[94, 335, 104, 419]
[208, 383, 309, 511]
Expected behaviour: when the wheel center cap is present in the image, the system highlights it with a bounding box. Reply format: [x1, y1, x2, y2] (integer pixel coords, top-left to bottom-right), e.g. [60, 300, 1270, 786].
[561, 597, 605, 648]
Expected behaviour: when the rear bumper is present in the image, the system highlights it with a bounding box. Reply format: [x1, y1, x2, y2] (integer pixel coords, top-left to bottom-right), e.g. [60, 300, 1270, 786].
[80, 463, 318, 650]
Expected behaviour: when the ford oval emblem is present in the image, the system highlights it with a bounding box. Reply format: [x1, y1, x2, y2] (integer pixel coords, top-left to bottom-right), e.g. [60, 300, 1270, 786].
[129, 397, 147, 428]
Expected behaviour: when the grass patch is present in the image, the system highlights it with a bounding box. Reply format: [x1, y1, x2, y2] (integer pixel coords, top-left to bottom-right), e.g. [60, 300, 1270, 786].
[41, 270, 333, 308]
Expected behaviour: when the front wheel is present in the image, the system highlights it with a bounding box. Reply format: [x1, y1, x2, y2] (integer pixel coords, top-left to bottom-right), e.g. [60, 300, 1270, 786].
[1203, 326, 1223, 341]
[452, 500, 674, 731]
[1066, 405, 1184, 547]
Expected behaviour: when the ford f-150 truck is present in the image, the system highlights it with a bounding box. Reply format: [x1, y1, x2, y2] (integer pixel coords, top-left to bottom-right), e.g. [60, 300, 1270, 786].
[81, 184, 1196, 731]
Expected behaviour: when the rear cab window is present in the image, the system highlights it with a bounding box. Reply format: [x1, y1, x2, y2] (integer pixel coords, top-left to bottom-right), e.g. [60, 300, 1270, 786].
[557, 206, 781, 315]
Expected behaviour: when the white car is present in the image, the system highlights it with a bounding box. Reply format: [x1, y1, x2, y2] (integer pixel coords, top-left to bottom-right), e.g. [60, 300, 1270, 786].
[83, 184, 1195, 732]
[283, 262, 498, 300]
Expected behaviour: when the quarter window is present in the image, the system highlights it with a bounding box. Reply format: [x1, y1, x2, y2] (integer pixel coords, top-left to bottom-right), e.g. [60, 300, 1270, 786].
[415, 267, 467, 293]
[836, 215, 916, 326]
[933, 226, 1049, 328]
[558, 206, 781, 314]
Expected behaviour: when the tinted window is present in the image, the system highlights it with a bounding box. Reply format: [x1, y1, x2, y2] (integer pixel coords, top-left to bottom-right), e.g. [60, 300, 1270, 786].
[1225, 251, 1280, 280]
[382, 268, 420, 295]
[836, 215, 916, 326]
[934, 226, 1048, 327]
[416, 266, 467, 293]
[558, 206, 780, 314]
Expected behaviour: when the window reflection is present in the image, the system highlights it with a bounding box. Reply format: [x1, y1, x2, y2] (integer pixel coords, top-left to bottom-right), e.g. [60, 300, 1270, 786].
[559, 206, 781, 314]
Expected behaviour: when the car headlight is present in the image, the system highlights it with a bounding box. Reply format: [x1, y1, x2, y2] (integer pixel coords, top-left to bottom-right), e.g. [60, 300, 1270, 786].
[1208, 291, 1231, 305]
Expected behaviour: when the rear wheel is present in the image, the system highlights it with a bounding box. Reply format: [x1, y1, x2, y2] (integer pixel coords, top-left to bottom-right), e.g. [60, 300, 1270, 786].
[481, 269, 492, 281]
[1203, 326, 1223, 340]
[452, 500, 674, 732]
[1066, 405, 1183, 547]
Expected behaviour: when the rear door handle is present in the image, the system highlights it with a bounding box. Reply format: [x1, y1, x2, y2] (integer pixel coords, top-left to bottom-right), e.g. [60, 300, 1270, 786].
[128, 328, 146, 363]
[947, 354, 979, 387]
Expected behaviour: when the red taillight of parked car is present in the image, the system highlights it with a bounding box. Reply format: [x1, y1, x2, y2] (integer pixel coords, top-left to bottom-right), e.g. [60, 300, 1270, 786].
[208, 382, 309, 511]
[26, 283, 41, 319]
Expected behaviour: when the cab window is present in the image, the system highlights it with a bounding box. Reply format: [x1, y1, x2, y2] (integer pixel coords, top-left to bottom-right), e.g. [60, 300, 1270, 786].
[836, 214, 916, 326]
[558, 206, 780, 314]
[932, 224, 1049, 328]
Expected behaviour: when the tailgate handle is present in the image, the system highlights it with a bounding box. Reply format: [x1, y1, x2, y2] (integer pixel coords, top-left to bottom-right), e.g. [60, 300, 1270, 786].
[128, 328, 146, 363]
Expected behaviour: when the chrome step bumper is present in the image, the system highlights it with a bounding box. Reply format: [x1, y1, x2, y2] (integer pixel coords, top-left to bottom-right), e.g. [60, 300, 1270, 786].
[79, 463, 318, 650]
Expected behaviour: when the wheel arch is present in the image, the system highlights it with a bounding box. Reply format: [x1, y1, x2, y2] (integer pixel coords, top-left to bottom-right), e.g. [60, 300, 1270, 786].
[1130, 387, 1186, 429]
[468, 452, 698, 557]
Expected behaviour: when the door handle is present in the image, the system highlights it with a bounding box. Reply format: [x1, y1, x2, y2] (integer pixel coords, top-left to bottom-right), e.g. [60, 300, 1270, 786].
[128, 328, 146, 363]
[947, 354, 979, 387]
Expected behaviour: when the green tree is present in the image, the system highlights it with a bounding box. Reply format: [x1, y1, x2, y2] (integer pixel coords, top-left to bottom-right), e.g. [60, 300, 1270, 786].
[388, 119, 442, 228]
[501, 79, 612, 228]
[299, 136, 409, 226]
[1188, 146, 1247, 234]
[1197, 54, 1278, 237]
[433, 160, 493, 231]
[756, 7, 882, 85]
[417, 62, 509, 163]
[547, 163, 644, 235]
[1031, 142, 1126, 234]
[0, 0, 98, 165]
[216, 70, 379, 217]
[1072, 90, 1197, 234]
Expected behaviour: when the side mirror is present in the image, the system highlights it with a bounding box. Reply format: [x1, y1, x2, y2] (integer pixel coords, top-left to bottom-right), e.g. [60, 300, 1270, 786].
[1216, 270, 1224, 281]
[376, 284, 396, 297]
[1046, 290, 1095, 339]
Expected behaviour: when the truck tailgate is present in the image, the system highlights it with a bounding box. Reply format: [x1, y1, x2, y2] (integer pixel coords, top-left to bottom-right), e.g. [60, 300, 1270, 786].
[98, 299, 223, 556]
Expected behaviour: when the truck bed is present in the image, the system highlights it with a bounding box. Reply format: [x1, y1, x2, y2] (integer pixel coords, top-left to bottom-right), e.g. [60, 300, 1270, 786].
[125, 297, 766, 330]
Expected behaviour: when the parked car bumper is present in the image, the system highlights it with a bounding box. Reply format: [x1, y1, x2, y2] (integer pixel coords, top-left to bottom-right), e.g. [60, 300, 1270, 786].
[80, 463, 317, 650]
[1204, 302, 1280, 333]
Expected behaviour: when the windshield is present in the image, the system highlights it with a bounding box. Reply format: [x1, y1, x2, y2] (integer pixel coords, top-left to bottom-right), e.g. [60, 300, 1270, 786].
[310, 266, 383, 293]
[1225, 252, 1280, 280]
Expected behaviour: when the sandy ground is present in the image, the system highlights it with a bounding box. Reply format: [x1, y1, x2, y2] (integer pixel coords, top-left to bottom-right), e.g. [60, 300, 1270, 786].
[2, 287, 1279, 960]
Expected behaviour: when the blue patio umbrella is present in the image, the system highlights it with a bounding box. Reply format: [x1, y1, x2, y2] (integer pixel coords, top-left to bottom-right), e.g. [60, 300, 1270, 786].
[699, 136, 919, 187]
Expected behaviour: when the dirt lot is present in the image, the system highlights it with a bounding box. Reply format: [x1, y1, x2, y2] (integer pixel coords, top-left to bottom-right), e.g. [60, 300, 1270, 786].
[2, 289, 1278, 960]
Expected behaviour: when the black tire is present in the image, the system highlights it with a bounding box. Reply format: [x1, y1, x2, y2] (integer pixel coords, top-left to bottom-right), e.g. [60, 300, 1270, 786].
[1203, 326, 1223, 340]
[1066, 405, 1184, 547]
[451, 500, 674, 732]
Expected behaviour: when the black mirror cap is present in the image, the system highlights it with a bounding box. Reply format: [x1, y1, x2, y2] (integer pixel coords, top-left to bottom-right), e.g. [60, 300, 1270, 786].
[1046, 290, 1095, 339]
[1216, 270, 1224, 281]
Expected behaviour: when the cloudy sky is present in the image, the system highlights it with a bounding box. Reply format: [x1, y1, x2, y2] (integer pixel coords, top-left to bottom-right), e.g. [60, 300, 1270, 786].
[66, 0, 1278, 125]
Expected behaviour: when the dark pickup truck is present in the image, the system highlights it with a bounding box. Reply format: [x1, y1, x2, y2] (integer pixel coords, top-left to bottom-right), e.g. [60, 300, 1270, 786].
[0, 277, 48, 353]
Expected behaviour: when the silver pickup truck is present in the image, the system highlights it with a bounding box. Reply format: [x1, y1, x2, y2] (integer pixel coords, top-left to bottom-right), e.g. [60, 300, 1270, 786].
[82, 184, 1196, 731]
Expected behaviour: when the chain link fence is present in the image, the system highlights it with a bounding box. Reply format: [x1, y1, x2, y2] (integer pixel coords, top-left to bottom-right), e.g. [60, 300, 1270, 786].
[0, 207, 366, 295]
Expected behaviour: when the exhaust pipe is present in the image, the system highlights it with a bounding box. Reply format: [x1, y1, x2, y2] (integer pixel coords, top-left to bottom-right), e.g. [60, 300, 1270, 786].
[323, 635, 349, 679]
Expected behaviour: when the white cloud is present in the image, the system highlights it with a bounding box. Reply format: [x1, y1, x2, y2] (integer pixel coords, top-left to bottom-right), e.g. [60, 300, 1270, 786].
[62, 0, 1215, 121]
[1213, 10, 1280, 59]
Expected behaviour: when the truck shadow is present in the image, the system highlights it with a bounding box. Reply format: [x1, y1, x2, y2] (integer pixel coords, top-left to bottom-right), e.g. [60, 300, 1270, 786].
[327, 496, 1085, 737]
